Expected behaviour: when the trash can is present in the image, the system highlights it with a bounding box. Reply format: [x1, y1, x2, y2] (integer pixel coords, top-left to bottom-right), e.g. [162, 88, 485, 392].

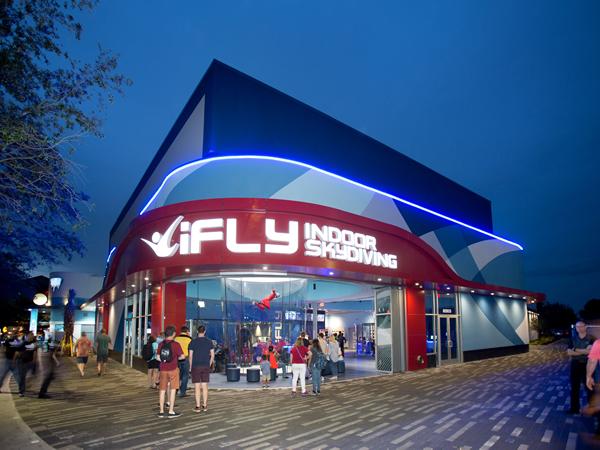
[246, 368, 260, 382]
[226, 367, 240, 382]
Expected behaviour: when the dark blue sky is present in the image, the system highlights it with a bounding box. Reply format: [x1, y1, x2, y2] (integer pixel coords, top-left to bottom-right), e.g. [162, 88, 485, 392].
[49, 1, 600, 311]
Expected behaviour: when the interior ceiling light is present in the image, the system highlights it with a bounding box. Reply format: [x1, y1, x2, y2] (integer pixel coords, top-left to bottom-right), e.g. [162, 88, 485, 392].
[139, 155, 524, 250]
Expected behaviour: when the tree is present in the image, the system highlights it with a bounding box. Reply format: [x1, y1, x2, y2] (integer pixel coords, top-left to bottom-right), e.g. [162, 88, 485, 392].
[579, 299, 600, 322]
[536, 302, 577, 336]
[0, 0, 130, 281]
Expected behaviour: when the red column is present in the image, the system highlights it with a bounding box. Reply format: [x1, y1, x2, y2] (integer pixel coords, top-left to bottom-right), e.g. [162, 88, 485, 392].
[405, 286, 427, 371]
[151, 285, 163, 336]
[102, 298, 110, 331]
[164, 282, 186, 330]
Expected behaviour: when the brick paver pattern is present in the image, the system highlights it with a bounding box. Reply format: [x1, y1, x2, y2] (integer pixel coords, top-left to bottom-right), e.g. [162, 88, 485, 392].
[11, 343, 600, 449]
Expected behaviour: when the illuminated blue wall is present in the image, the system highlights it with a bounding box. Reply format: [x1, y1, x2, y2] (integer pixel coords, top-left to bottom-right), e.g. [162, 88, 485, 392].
[460, 293, 528, 351]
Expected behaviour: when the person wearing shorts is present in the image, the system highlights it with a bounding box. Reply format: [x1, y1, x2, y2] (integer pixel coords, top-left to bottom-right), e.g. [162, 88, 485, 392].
[188, 325, 214, 413]
[75, 332, 92, 377]
[145, 335, 160, 388]
[157, 326, 184, 418]
[95, 328, 111, 376]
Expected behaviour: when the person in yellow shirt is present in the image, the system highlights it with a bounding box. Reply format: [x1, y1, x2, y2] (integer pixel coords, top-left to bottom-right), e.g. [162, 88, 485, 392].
[174, 326, 192, 397]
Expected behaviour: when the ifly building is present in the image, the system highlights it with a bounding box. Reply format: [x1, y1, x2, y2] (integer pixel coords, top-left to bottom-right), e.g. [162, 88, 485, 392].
[91, 60, 543, 374]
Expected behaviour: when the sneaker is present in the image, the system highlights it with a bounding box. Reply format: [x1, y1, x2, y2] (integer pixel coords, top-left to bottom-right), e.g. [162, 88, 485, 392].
[167, 411, 181, 418]
[38, 393, 51, 399]
[157, 412, 166, 418]
[301, 392, 308, 397]
[312, 391, 318, 396]
[194, 406, 202, 413]
[18, 393, 25, 397]
[202, 405, 208, 413]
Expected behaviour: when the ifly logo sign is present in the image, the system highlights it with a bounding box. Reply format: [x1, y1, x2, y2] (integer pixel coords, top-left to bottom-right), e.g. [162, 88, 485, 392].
[141, 216, 398, 269]
[141, 217, 299, 257]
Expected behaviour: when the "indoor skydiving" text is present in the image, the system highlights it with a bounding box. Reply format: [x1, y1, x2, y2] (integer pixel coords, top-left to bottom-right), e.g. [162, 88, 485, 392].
[303, 223, 398, 269]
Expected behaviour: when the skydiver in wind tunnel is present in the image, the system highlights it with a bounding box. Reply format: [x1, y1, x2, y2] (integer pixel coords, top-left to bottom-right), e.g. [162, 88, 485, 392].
[253, 289, 280, 310]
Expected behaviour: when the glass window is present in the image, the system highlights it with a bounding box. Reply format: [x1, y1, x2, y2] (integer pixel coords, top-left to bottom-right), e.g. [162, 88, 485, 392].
[426, 315, 436, 354]
[425, 290, 435, 314]
[376, 294, 391, 314]
[185, 277, 308, 365]
[438, 293, 456, 314]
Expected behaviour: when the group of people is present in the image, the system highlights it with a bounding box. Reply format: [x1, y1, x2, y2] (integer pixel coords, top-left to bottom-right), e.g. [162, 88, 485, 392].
[72, 329, 112, 377]
[143, 325, 214, 418]
[0, 330, 38, 397]
[0, 328, 112, 398]
[290, 331, 343, 396]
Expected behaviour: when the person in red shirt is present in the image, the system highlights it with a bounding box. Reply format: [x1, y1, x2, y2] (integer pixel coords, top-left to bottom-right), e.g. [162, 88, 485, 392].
[157, 325, 185, 418]
[290, 337, 309, 397]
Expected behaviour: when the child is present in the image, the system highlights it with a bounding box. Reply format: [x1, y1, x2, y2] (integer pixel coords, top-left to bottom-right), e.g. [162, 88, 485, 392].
[260, 354, 270, 388]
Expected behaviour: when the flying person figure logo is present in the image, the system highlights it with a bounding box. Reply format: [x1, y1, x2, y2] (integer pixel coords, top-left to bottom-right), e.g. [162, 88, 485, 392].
[253, 289, 281, 310]
[141, 215, 184, 257]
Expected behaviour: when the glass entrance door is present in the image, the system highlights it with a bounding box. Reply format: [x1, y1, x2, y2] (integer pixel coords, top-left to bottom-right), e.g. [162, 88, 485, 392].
[438, 315, 460, 365]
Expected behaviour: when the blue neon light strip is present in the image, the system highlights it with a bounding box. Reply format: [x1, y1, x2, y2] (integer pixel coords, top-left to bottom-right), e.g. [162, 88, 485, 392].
[106, 246, 117, 264]
[139, 155, 524, 250]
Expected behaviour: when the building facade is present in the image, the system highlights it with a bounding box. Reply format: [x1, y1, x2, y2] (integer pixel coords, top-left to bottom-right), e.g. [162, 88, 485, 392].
[92, 60, 543, 372]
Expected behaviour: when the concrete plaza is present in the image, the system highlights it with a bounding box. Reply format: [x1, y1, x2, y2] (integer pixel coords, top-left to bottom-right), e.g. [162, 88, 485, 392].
[2, 343, 599, 449]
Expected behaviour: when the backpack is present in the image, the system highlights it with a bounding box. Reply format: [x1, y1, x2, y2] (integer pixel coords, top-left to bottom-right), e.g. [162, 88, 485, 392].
[313, 351, 327, 370]
[142, 342, 154, 361]
[159, 341, 173, 363]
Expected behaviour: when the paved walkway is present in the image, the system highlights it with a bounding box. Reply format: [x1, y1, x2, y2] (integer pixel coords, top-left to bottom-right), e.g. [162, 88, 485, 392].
[3, 343, 600, 449]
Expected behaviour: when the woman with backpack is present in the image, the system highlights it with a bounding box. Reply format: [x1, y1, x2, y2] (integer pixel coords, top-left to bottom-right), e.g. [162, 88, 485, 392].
[308, 338, 326, 396]
[144, 335, 160, 388]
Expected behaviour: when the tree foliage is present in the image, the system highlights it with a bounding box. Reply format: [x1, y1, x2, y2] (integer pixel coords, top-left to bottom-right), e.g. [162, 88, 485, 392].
[579, 299, 600, 322]
[0, 0, 130, 280]
[537, 301, 577, 336]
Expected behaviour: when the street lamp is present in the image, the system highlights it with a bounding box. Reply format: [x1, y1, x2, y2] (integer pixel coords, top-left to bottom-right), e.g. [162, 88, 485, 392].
[33, 293, 48, 306]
